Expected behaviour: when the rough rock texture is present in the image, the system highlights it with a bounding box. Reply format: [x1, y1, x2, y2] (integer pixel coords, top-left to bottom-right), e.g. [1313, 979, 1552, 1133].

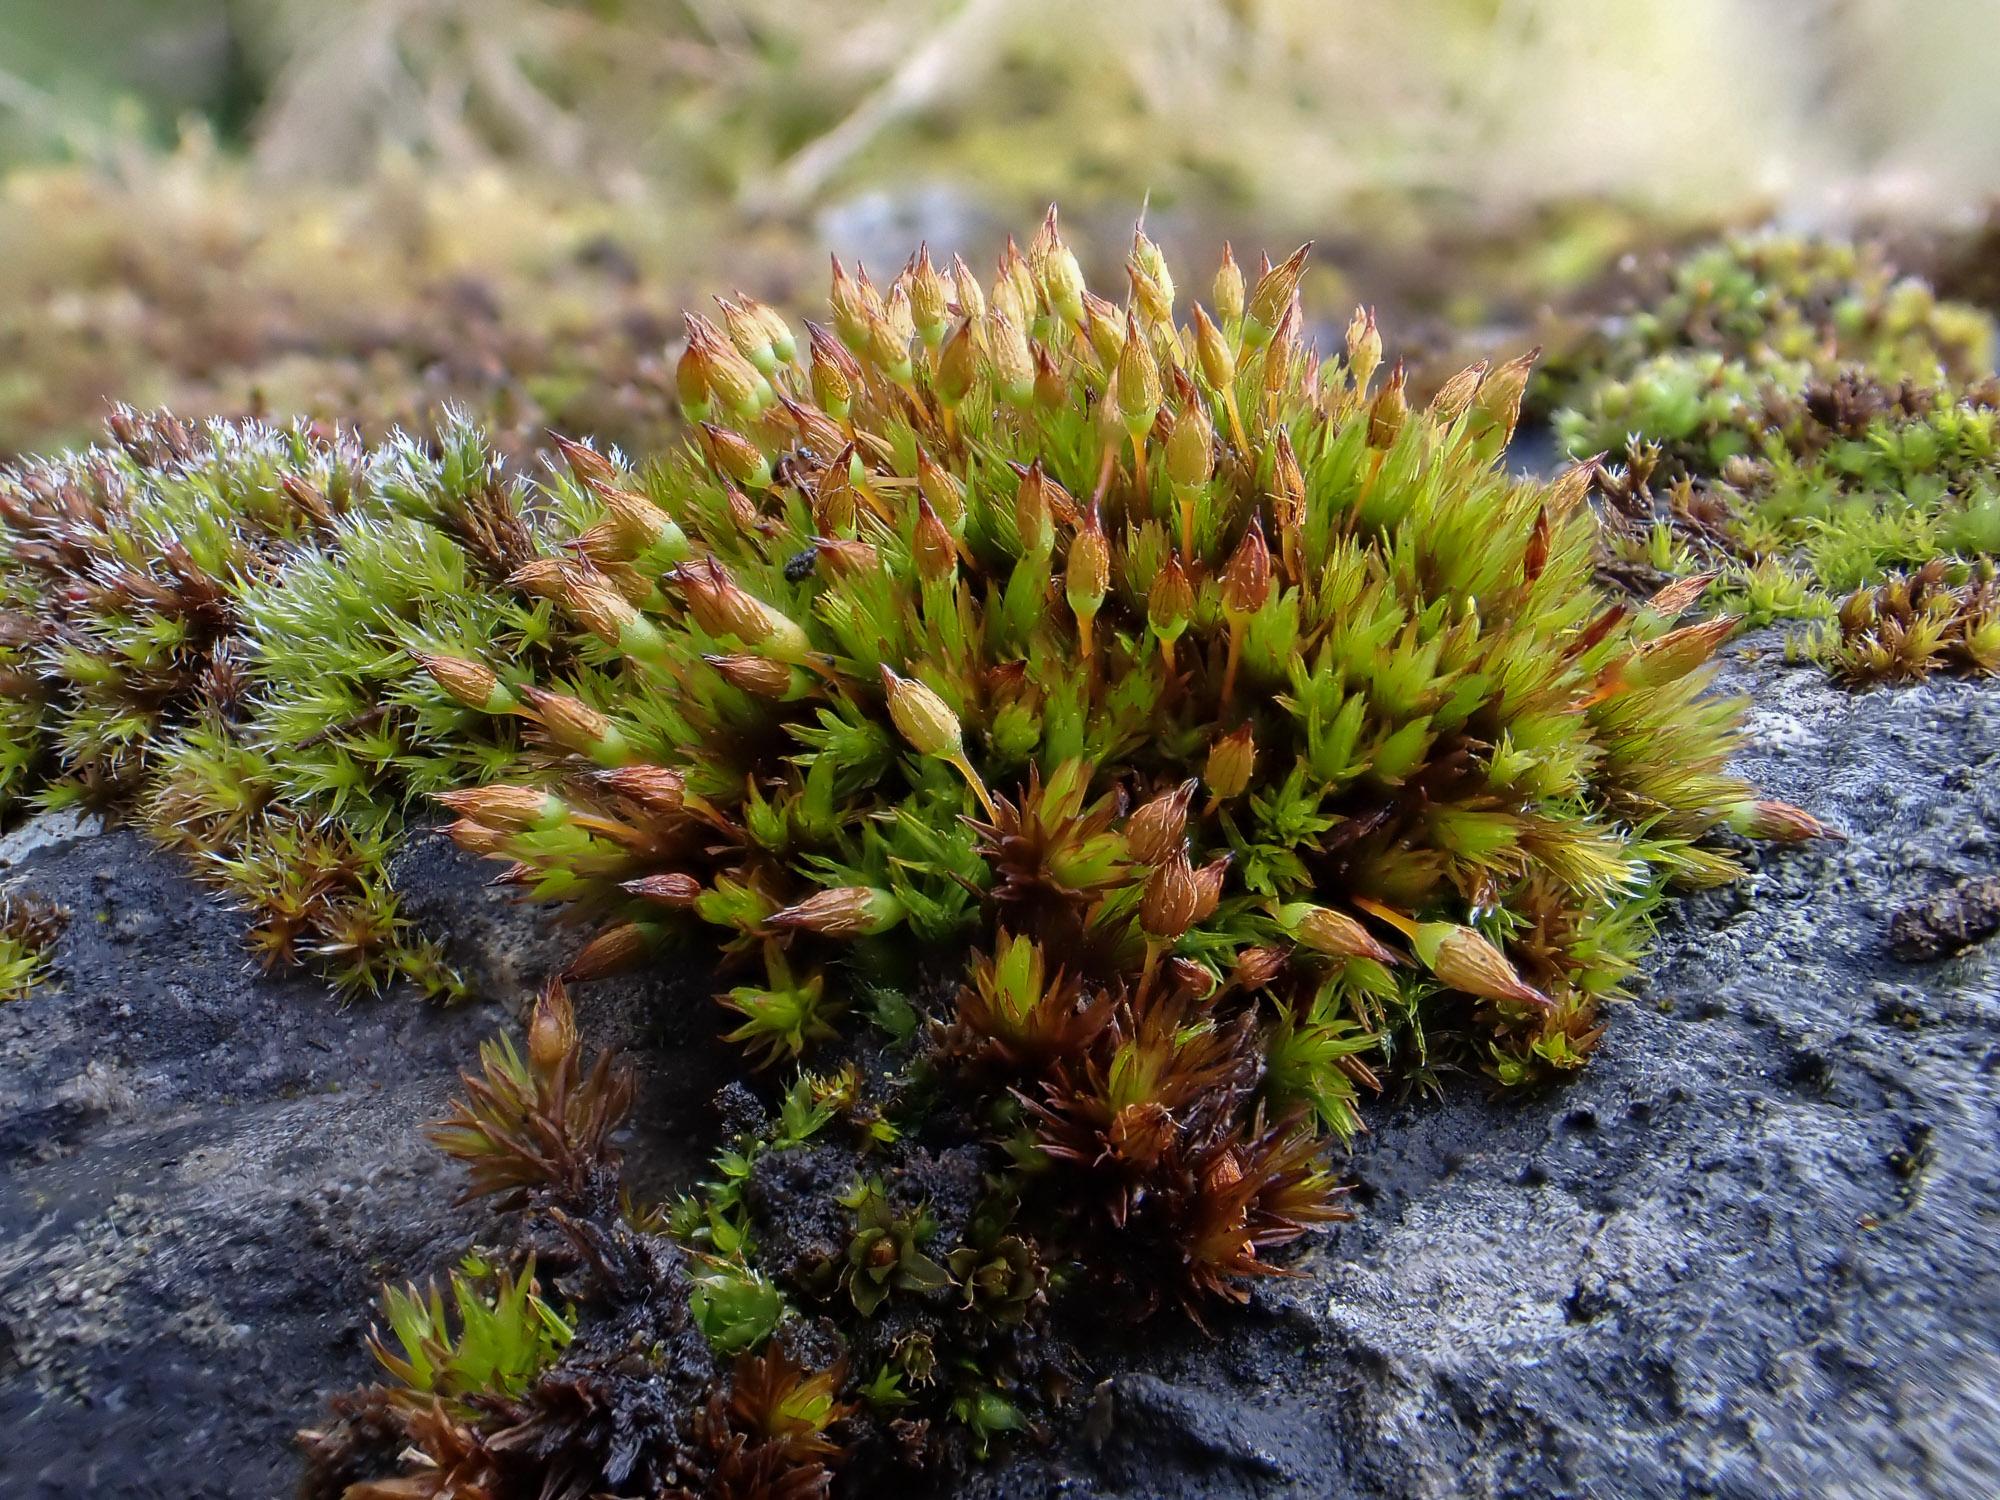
[0, 826, 724, 1498]
[2, 639, 1996, 1499]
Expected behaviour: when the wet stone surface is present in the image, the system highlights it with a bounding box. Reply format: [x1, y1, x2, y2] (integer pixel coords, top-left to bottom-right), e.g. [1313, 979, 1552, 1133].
[2, 638, 1997, 1499]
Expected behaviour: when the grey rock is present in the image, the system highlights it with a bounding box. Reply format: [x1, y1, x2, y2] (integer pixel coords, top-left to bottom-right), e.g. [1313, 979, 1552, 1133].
[0, 821, 509, 1498]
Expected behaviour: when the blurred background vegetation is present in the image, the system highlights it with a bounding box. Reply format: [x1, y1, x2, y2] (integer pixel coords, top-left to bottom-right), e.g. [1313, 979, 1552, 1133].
[5, 0, 2000, 459]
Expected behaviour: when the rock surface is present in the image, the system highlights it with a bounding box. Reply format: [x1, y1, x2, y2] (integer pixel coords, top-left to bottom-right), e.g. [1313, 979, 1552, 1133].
[0, 827, 724, 1498]
[2, 639, 1996, 1499]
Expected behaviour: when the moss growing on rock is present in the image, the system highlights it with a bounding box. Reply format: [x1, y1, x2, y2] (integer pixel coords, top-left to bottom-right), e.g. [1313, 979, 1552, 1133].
[303, 214, 1832, 1489]
[0, 409, 578, 996]
[1550, 237, 2000, 677]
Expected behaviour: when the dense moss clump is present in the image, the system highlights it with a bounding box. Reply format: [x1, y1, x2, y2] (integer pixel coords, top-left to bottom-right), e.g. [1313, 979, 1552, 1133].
[441, 220, 1807, 1084]
[1812, 556, 2000, 685]
[1547, 236, 1999, 682]
[1550, 234, 1992, 427]
[302, 213, 1830, 1491]
[0, 410, 570, 994]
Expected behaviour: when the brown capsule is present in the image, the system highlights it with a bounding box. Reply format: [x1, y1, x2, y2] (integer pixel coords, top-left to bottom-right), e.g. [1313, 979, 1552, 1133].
[1645, 571, 1719, 619]
[1220, 518, 1273, 620]
[806, 320, 860, 417]
[917, 449, 966, 535]
[914, 499, 957, 584]
[1734, 799, 1839, 842]
[828, 255, 873, 350]
[1065, 503, 1111, 623]
[1270, 428, 1305, 530]
[1213, 243, 1246, 327]
[674, 334, 712, 420]
[1190, 854, 1232, 922]
[936, 317, 981, 406]
[739, 295, 796, 365]
[909, 246, 952, 344]
[1128, 228, 1175, 327]
[1148, 555, 1195, 642]
[1141, 845, 1201, 940]
[1282, 903, 1401, 965]
[683, 311, 771, 416]
[1115, 313, 1163, 436]
[1036, 207, 1086, 325]
[706, 652, 796, 698]
[1429, 360, 1489, 424]
[1190, 303, 1236, 396]
[596, 484, 682, 558]
[1472, 350, 1538, 443]
[865, 294, 915, 382]
[1367, 362, 1408, 449]
[1425, 923, 1550, 1009]
[696, 423, 773, 490]
[1345, 306, 1382, 392]
[623, 871, 702, 907]
[1633, 615, 1738, 684]
[526, 977, 578, 1078]
[812, 449, 861, 535]
[767, 885, 905, 938]
[518, 685, 625, 762]
[1230, 944, 1289, 991]
[595, 765, 686, 814]
[1015, 460, 1056, 556]
[812, 536, 881, 579]
[987, 308, 1037, 406]
[506, 557, 573, 599]
[950, 253, 986, 322]
[414, 652, 514, 714]
[1126, 779, 1197, 865]
[560, 571, 649, 649]
[725, 490, 761, 544]
[1166, 380, 1215, 488]
[782, 397, 848, 460]
[1243, 242, 1312, 346]
[671, 558, 810, 661]
[1203, 724, 1257, 802]
[563, 921, 657, 982]
[1547, 457, 1598, 518]
[996, 236, 1035, 320]
[434, 784, 563, 830]
[880, 665, 963, 759]
[1083, 292, 1127, 370]
[1263, 299, 1303, 401]
[442, 817, 512, 857]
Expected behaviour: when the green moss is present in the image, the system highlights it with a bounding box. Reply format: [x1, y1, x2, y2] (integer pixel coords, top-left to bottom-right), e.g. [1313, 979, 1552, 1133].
[311, 217, 1825, 1488]
[0, 408, 584, 997]
[0, 889, 66, 1000]
[0, 216, 1830, 1491]
[1552, 237, 2000, 678]
[1555, 234, 1993, 406]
